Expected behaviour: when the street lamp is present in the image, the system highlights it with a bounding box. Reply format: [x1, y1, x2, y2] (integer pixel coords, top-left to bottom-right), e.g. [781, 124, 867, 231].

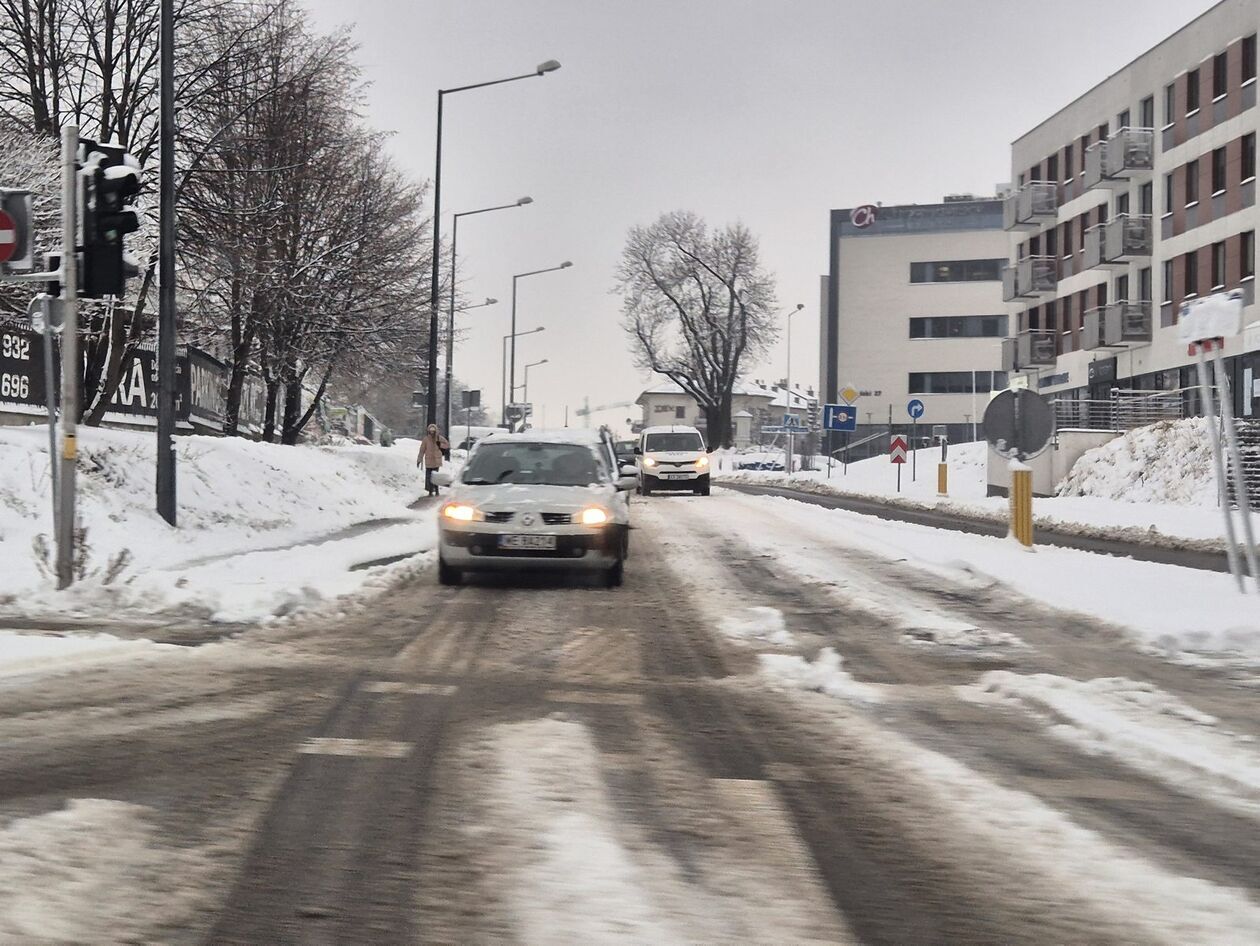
[425, 61, 560, 429]
[445, 198, 532, 429]
[783, 303, 805, 474]
[502, 325, 545, 423]
[519, 358, 549, 405]
[509, 261, 571, 419]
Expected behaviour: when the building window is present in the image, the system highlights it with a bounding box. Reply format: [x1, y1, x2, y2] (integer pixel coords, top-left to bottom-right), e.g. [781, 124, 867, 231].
[1139, 266, 1152, 302]
[1164, 171, 1174, 214]
[1212, 241, 1226, 289]
[1245, 34, 1258, 83]
[1185, 249, 1199, 296]
[1063, 143, 1073, 181]
[1187, 68, 1200, 114]
[1117, 108, 1131, 130]
[1140, 181, 1154, 215]
[908, 315, 1008, 339]
[1116, 192, 1130, 215]
[1212, 147, 1227, 194]
[1214, 51, 1229, 99]
[1163, 83, 1175, 125]
[1080, 133, 1090, 173]
[1140, 94, 1155, 129]
[909, 259, 1004, 283]
[1243, 230, 1256, 279]
[1244, 133, 1256, 182]
[1163, 258, 1174, 302]
[1116, 273, 1129, 302]
[1186, 159, 1199, 205]
[907, 371, 1004, 395]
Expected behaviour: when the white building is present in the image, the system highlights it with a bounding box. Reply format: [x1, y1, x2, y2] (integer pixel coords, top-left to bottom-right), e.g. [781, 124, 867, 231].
[820, 195, 1009, 445]
[1003, 0, 1258, 418]
[634, 379, 818, 447]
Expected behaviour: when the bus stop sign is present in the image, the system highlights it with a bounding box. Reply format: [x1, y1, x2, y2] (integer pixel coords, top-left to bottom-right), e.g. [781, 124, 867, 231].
[983, 389, 1054, 459]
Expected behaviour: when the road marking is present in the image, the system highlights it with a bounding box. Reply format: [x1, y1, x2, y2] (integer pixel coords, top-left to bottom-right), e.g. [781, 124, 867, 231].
[363, 680, 458, 696]
[544, 689, 645, 706]
[298, 738, 413, 758]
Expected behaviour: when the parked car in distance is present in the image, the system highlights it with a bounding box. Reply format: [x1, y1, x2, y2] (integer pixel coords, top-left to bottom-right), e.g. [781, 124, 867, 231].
[636, 425, 710, 496]
[433, 430, 637, 587]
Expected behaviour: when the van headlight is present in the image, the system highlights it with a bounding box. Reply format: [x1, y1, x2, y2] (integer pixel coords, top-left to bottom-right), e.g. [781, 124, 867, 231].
[441, 502, 481, 522]
[695, 455, 709, 468]
[642, 456, 657, 467]
[580, 507, 610, 525]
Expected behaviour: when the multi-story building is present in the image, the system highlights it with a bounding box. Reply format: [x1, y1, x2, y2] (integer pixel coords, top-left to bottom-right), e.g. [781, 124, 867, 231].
[821, 196, 1009, 446]
[1003, 0, 1259, 418]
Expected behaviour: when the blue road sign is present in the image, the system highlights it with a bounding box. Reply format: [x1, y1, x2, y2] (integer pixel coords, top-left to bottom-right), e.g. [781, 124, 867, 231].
[907, 398, 925, 420]
[823, 403, 858, 432]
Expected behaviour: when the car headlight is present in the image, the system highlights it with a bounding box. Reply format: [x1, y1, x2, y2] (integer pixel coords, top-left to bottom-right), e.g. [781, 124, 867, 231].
[580, 506, 610, 525]
[441, 502, 480, 522]
[695, 455, 709, 468]
[642, 456, 657, 467]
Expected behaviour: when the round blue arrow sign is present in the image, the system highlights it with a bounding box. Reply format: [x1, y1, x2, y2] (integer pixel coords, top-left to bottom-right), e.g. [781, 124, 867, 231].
[907, 398, 925, 419]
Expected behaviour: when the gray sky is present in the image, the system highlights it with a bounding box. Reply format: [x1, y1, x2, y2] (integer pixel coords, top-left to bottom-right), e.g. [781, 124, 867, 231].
[302, 0, 1218, 432]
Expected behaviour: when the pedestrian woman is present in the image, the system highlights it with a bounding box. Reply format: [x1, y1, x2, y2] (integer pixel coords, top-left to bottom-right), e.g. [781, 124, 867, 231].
[418, 423, 451, 496]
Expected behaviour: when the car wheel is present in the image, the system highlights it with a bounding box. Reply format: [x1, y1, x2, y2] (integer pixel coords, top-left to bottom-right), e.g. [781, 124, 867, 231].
[438, 557, 462, 586]
[641, 482, 652, 497]
[698, 484, 711, 496]
[605, 556, 624, 588]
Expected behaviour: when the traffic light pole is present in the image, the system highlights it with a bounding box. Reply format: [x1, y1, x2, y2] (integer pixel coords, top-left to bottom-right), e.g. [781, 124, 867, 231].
[156, 0, 177, 525]
[55, 124, 79, 589]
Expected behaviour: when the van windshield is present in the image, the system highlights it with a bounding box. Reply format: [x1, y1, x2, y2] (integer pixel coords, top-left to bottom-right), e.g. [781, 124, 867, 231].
[645, 432, 704, 452]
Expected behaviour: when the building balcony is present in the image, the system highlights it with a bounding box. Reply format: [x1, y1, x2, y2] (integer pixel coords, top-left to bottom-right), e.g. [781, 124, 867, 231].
[1083, 301, 1153, 350]
[1084, 214, 1152, 269]
[1084, 128, 1155, 190]
[1001, 255, 1058, 301]
[1016, 329, 1057, 368]
[1001, 337, 1018, 373]
[1002, 181, 1058, 231]
[1083, 306, 1106, 350]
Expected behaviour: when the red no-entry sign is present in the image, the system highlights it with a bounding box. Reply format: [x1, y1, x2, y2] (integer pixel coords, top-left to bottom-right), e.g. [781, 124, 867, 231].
[0, 209, 17, 264]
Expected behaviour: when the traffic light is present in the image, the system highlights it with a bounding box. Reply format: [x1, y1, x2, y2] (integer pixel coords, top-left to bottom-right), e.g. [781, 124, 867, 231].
[79, 141, 141, 298]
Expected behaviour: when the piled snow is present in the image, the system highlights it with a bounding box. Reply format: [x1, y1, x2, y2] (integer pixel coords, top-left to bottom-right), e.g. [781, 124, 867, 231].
[0, 631, 179, 679]
[759, 648, 883, 703]
[0, 426, 433, 621]
[962, 672, 1260, 817]
[717, 606, 797, 646]
[1058, 418, 1217, 506]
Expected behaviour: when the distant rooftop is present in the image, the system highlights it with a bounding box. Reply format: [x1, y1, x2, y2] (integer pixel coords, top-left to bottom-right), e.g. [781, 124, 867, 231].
[832, 195, 1003, 237]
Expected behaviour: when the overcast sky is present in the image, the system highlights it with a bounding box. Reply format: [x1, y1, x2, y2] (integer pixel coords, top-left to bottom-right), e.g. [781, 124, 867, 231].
[302, 0, 1218, 432]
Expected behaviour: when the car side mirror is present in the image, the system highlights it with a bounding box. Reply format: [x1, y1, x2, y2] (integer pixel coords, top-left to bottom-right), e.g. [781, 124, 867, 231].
[616, 474, 638, 491]
[619, 464, 637, 477]
[633, 446, 641, 455]
[431, 471, 452, 487]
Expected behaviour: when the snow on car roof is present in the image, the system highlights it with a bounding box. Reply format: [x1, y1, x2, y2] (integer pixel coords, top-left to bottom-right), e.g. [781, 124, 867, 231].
[641, 425, 703, 435]
[477, 428, 605, 447]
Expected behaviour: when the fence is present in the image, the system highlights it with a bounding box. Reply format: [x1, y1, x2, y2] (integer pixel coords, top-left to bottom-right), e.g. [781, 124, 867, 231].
[1051, 387, 1192, 432]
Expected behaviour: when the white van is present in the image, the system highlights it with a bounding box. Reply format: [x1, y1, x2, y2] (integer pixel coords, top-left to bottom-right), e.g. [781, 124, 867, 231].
[637, 425, 710, 496]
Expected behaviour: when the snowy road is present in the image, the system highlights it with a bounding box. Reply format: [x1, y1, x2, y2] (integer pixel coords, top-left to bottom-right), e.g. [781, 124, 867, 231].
[3, 487, 1260, 943]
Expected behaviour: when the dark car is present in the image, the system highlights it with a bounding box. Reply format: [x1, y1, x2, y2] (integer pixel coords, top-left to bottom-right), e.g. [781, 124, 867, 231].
[614, 439, 637, 466]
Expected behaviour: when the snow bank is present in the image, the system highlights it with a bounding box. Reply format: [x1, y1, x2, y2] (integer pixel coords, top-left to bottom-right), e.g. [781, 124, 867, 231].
[0, 630, 179, 680]
[759, 648, 883, 703]
[0, 426, 432, 620]
[717, 606, 796, 646]
[1058, 418, 1217, 506]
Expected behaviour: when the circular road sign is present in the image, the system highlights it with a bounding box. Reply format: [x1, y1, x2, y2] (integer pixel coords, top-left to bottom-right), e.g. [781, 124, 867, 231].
[0, 209, 17, 264]
[907, 398, 925, 419]
[982, 389, 1055, 459]
[850, 205, 878, 229]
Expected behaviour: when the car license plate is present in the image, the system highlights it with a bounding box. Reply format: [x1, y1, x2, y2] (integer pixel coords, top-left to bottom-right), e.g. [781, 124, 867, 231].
[663, 473, 691, 479]
[498, 534, 557, 551]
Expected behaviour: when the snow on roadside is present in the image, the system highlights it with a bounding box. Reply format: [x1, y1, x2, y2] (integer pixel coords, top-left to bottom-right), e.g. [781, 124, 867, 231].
[759, 648, 883, 703]
[717, 606, 796, 647]
[0, 630, 180, 680]
[1058, 418, 1216, 506]
[961, 672, 1260, 818]
[0, 426, 434, 623]
[0, 799, 211, 942]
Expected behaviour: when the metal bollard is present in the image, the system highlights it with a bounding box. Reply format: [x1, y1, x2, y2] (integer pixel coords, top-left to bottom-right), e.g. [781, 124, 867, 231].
[1010, 465, 1033, 547]
[937, 463, 948, 497]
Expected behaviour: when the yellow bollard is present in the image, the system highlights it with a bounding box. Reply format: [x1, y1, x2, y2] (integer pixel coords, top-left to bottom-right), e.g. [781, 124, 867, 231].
[1010, 465, 1034, 547]
[937, 462, 948, 497]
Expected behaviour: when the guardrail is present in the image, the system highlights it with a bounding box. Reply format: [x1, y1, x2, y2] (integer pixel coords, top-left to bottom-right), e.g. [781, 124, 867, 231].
[1051, 387, 1196, 431]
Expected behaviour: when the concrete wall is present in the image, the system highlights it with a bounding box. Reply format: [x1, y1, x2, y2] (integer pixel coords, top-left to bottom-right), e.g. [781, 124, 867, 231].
[987, 428, 1121, 496]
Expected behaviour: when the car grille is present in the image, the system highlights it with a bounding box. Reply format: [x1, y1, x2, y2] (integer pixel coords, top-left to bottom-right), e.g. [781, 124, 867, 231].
[484, 511, 515, 523]
[541, 512, 572, 525]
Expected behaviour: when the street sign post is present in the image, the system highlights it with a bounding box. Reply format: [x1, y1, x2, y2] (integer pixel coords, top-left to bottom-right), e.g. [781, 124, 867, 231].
[906, 399, 925, 481]
[890, 434, 908, 492]
[983, 389, 1054, 548]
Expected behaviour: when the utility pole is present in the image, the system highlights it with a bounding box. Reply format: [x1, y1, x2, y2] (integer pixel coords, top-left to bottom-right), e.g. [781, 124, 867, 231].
[55, 124, 79, 589]
[156, 0, 177, 525]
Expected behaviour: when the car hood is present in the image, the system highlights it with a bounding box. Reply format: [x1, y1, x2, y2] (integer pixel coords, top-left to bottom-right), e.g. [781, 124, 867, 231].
[644, 451, 704, 461]
[451, 482, 617, 511]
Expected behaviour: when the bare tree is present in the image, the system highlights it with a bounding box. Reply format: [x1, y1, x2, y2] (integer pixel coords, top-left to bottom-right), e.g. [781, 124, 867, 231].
[616, 211, 778, 448]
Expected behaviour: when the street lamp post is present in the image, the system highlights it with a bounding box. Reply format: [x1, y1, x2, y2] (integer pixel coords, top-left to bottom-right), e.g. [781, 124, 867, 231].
[783, 303, 804, 474]
[520, 358, 548, 405]
[502, 326, 545, 424]
[426, 61, 560, 430]
[509, 261, 571, 421]
[445, 197, 532, 430]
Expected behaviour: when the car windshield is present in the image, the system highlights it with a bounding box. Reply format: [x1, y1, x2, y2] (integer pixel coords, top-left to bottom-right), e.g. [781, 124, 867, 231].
[615, 440, 636, 456]
[462, 442, 605, 487]
[645, 432, 704, 452]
